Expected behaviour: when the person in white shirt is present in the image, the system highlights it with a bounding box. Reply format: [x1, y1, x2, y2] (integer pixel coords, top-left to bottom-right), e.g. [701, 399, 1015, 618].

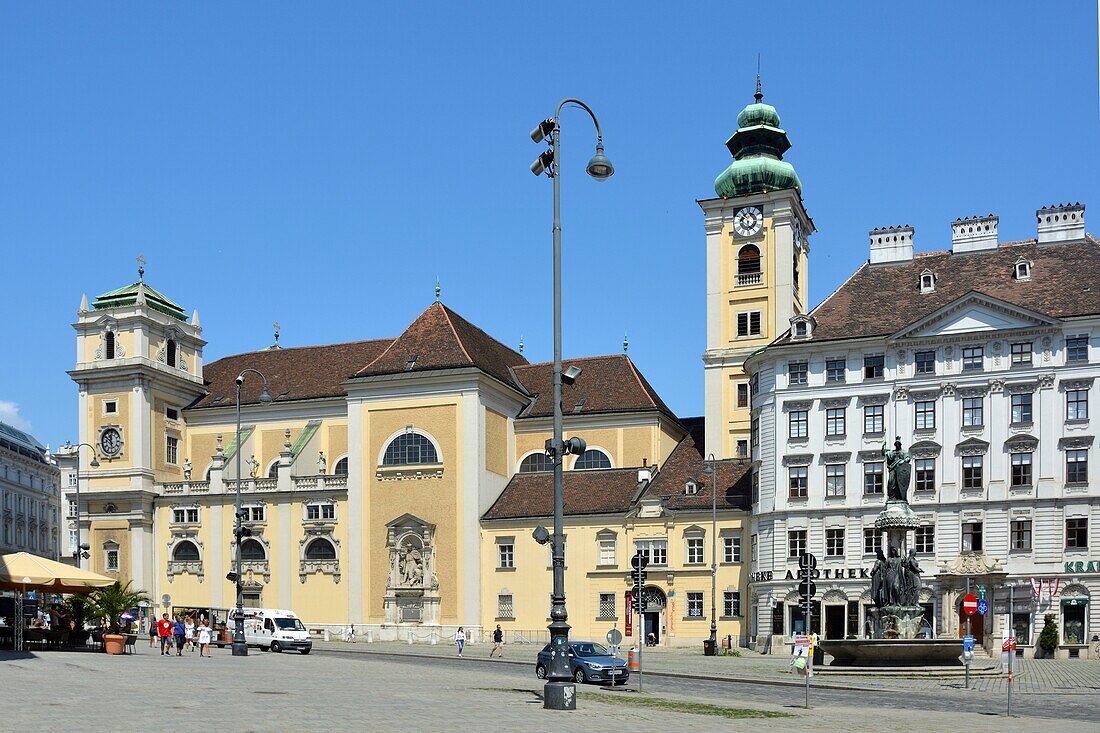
[454, 627, 465, 657]
[344, 624, 356, 643]
[196, 621, 212, 658]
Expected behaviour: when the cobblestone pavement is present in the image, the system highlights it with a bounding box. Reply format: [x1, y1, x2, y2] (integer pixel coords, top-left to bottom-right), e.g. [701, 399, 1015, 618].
[0, 646, 1078, 733]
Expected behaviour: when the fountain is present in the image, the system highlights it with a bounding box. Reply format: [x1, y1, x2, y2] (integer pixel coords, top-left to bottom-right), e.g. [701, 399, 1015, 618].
[820, 438, 962, 667]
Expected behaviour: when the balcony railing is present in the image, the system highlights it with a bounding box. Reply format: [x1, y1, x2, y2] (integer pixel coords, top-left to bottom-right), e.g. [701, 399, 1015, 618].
[160, 475, 346, 496]
[736, 272, 763, 287]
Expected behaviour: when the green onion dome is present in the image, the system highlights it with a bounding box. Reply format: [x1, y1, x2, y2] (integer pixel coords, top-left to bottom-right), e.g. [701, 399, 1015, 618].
[715, 157, 801, 199]
[736, 102, 781, 130]
[714, 81, 800, 198]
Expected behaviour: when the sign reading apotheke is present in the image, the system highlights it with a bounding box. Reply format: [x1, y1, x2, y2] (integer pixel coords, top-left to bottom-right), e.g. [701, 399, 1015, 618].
[1064, 560, 1100, 574]
[750, 567, 873, 583]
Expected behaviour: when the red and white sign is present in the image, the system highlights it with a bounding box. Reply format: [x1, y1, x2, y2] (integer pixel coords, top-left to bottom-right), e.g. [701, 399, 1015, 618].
[1002, 637, 1017, 652]
[624, 591, 633, 637]
[962, 593, 979, 616]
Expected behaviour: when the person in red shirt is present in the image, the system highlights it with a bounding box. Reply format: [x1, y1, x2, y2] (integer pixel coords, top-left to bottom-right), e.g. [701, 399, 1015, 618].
[156, 613, 174, 656]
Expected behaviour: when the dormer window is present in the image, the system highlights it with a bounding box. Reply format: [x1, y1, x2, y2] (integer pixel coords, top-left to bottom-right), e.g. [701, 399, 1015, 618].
[1014, 257, 1032, 281]
[790, 314, 815, 340]
[684, 481, 698, 496]
[919, 269, 936, 293]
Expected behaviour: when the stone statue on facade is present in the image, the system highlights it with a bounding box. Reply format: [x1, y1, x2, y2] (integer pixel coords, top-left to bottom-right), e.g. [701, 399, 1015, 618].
[183, 458, 192, 481]
[400, 544, 423, 586]
[882, 436, 911, 502]
[247, 455, 259, 478]
[318, 451, 327, 475]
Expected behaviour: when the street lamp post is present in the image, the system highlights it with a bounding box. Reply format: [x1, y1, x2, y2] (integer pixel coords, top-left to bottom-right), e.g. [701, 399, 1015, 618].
[705, 453, 718, 653]
[63, 441, 99, 568]
[232, 369, 271, 657]
[530, 100, 614, 711]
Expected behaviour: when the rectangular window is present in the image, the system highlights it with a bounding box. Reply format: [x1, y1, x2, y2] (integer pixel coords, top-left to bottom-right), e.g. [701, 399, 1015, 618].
[1066, 336, 1088, 362]
[172, 507, 199, 524]
[1010, 453, 1032, 487]
[104, 400, 118, 415]
[863, 354, 884, 379]
[915, 458, 935, 492]
[1066, 518, 1089, 549]
[1011, 520, 1032, 551]
[788, 361, 808, 385]
[598, 537, 616, 566]
[68, 473, 78, 488]
[1011, 393, 1033, 424]
[736, 311, 762, 337]
[635, 539, 668, 566]
[914, 401, 936, 430]
[166, 407, 180, 421]
[826, 407, 846, 436]
[722, 536, 742, 563]
[105, 549, 119, 572]
[306, 504, 320, 520]
[497, 543, 514, 569]
[68, 528, 78, 554]
[915, 350, 936, 374]
[863, 528, 882, 556]
[736, 383, 749, 408]
[686, 592, 704, 618]
[1010, 342, 1032, 366]
[165, 435, 179, 466]
[826, 358, 846, 383]
[962, 397, 984, 427]
[750, 470, 759, 504]
[598, 593, 616, 620]
[962, 521, 983, 551]
[686, 536, 704, 565]
[788, 530, 807, 558]
[788, 466, 808, 499]
[68, 500, 78, 518]
[914, 525, 935, 554]
[496, 594, 514, 619]
[789, 410, 808, 439]
[1067, 449, 1089, 484]
[962, 456, 983, 489]
[864, 462, 884, 495]
[962, 346, 984, 371]
[825, 528, 845, 557]
[244, 505, 265, 522]
[736, 440, 749, 460]
[1066, 389, 1088, 421]
[864, 404, 884, 434]
[751, 534, 758, 562]
[321, 504, 335, 520]
[751, 417, 759, 449]
[723, 591, 742, 618]
[825, 464, 845, 497]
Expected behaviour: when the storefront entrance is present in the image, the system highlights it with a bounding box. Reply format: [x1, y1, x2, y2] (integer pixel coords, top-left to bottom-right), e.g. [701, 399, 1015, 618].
[644, 612, 660, 645]
[824, 605, 845, 639]
[958, 606, 983, 639]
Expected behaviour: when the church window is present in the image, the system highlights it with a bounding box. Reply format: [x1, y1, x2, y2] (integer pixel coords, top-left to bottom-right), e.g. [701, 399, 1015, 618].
[793, 250, 800, 290]
[240, 539, 266, 561]
[104, 400, 118, 415]
[496, 593, 514, 619]
[304, 538, 336, 560]
[166, 339, 177, 368]
[518, 452, 552, 473]
[105, 332, 115, 360]
[382, 432, 439, 466]
[736, 383, 749, 408]
[573, 449, 611, 470]
[306, 502, 335, 521]
[172, 507, 199, 524]
[736, 311, 762, 337]
[597, 534, 617, 566]
[737, 244, 761, 274]
[172, 540, 200, 562]
[105, 543, 120, 572]
[598, 593, 616, 619]
[333, 457, 349, 475]
[166, 407, 179, 421]
[165, 435, 179, 466]
[243, 505, 265, 522]
[723, 591, 741, 618]
[267, 461, 279, 479]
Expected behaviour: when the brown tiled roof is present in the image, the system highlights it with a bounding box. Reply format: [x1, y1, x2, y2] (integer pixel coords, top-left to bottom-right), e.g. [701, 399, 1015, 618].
[189, 339, 393, 409]
[513, 355, 680, 422]
[790, 237, 1100, 344]
[644, 434, 752, 512]
[482, 467, 642, 520]
[354, 302, 528, 387]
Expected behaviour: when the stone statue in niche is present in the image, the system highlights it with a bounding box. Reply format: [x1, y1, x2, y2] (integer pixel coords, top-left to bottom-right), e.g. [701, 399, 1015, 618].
[400, 543, 424, 586]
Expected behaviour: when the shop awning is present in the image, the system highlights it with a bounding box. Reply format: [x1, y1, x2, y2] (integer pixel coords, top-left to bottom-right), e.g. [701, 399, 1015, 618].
[0, 552, 116, 592]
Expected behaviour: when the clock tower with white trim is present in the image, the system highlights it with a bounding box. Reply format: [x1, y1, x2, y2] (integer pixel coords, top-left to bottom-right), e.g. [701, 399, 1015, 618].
[699, 78, 813, 460]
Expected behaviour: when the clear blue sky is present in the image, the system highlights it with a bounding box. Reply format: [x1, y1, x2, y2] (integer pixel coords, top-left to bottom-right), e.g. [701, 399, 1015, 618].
[1, 2, 1097, 447]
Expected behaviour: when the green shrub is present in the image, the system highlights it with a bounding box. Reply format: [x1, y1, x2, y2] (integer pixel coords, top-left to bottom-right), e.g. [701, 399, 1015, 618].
[1037, 613, 1059, 655]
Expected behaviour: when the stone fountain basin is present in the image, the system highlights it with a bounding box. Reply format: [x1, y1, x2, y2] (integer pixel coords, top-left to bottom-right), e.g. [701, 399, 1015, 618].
[819, 639, 963, 667]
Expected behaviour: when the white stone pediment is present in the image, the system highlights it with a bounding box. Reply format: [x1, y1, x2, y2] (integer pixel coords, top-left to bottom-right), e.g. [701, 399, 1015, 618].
[893, 293, 1059, 340]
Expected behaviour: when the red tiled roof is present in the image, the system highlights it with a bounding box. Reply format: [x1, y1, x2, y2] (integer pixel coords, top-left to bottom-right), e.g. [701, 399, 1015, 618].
[513, 355, 679, 422]
[482, 467, 643, 520]
[643, 433, 752, 512]
[189, 339, 394, 409]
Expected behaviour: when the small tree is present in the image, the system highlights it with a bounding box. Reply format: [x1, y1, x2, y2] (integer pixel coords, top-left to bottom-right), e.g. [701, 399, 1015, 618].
[87, 581, 151, 634]
[1037, 612, 1059, 657]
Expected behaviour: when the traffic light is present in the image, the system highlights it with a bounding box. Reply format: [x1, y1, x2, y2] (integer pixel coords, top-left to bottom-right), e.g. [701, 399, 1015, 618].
[630, 568, 648, 586]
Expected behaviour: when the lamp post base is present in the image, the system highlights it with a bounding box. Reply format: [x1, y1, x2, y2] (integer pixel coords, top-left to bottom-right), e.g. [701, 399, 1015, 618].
[231, 641, 249, 656]
[543, 681, 577, 710]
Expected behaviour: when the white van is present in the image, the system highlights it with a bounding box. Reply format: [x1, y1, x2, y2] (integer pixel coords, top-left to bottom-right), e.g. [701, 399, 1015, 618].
[228, 607, 313, 654]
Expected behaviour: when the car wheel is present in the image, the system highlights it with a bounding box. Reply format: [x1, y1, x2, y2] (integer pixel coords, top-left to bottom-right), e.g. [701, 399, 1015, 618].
[573, 668, 586, 684]
[270, 641, 281, 653]
[535, 664, 547, 679]
[300, 648, 311, 655]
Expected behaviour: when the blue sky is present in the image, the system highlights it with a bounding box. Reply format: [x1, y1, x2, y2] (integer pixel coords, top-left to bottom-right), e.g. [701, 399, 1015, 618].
[1, 2, 1098, 446]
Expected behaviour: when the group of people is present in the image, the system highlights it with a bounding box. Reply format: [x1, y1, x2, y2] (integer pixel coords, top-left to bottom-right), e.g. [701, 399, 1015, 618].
[150, 612, 214, 657]
[451, 625, 506, 658]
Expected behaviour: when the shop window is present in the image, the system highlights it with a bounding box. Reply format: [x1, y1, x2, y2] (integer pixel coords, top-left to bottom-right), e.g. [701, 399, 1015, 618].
[1062, 603, 1086, 645]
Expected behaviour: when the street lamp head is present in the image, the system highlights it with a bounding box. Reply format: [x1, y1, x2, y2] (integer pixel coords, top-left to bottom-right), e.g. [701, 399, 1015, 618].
[259, 385, 272, 403]
[90, 456, 100, 468]
[586, 142, 614, 181]
[530, 149, 554, 177]
[530, 118, 555, 144]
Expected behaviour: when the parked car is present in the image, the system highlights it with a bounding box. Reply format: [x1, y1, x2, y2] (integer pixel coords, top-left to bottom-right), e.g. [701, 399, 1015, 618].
[535, 641, 629, 685]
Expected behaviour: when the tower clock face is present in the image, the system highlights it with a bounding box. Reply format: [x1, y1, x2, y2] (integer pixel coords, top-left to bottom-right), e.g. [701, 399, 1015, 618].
[734, 207, 764, 237]
[99, 427, 122, 457]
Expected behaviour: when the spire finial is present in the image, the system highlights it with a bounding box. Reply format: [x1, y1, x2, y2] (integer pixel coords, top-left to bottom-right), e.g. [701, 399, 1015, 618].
[435, 277, 441, 302]
[137, 254, 146, 282]
[754, 54, 763, 103]
[623, 333, 629, 354]
[272, 321, 281, 349]
[518, 335, 524, 354]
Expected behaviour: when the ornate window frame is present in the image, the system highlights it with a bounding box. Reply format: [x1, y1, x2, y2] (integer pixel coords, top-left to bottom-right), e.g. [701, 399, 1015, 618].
[299, 530, 341, 583]
[167, 533, 204, 583]
[302, 497, 338, 525]
[376, 428, 444, 480]
[231, 533, 271, 583]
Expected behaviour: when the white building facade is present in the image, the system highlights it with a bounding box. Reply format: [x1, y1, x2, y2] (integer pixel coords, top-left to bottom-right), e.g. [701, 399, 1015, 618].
[0, 422, 61, 560]
[746, 204, 1100, 659]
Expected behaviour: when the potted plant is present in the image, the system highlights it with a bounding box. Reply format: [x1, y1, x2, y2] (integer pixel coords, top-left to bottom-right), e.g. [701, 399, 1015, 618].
[87, 581, 150, 655]
[59, 595, 94, 647]
[1037, 612, 1059, 659]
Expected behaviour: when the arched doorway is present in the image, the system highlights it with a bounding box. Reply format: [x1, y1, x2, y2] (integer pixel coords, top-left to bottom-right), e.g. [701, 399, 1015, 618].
[957, 597, 984, 640]
[641, 586, 666, 645]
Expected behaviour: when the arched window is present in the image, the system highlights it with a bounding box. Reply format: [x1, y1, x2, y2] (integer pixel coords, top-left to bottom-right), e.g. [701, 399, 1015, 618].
[267, 461, 279, 479]
[519, 452, 552, 473]
[382, 433, 439, 465]
[737, 244, 761, 274]
[305, 537, 336, 560]
[573, 449, 612, 470]
[333, 457, 348, 476]
[166, 339, 177, 367]
[240, 539, 266, 561]
[105, 332, 115, 360]
[172, 540, 200, 562]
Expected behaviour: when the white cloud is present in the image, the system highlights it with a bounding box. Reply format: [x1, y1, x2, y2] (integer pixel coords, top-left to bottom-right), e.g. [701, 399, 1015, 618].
[0, 400, 33, 432]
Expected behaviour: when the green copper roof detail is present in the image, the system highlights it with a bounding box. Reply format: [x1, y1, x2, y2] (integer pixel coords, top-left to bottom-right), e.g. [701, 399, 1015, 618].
[714, 156, 801, 199]
[92, 281, 188, 321]
[222, 425, 255, 461]
[736, 102, 780, 130]
[714, 80, 800, 198]
[288, 420, 322, 463]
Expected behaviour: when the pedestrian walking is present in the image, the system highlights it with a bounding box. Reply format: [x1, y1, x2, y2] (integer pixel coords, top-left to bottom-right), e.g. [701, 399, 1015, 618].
[197, 620, 212, 657]
[156, 613, 174, 656]
[185, 616, 195, 652]
[173, 616, 187, 656]
[454, 626, 465, 657]
[149, 616, 158, 647]
[489, 624, 504, 658]
[344, 624, 356, 643]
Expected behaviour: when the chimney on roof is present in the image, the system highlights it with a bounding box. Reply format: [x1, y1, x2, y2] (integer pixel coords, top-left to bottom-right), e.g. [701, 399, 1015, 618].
[951, 214, 999, 253]
[869, 225, 914, 264]
[637, 466, 653, 485]
[1037, 203, 1085, 244]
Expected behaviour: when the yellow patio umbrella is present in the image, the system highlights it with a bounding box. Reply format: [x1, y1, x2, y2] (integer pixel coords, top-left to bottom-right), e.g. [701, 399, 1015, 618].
[0, 552, 116, 592]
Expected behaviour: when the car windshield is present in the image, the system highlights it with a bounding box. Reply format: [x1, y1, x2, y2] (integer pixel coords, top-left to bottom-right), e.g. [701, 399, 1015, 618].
[572, 642, 611, 657]
[274, 617, 305, 631]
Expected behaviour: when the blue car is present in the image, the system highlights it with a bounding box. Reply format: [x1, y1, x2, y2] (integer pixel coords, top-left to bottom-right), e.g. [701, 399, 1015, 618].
[535, 641, 629, 685]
